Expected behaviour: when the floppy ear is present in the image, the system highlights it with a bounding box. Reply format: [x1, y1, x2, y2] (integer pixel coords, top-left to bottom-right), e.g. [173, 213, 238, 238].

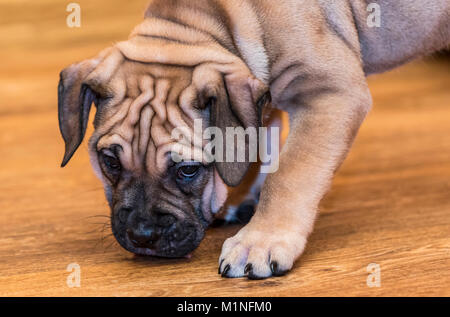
[212, 72, 271, 187]
[58, 60, 99, 167]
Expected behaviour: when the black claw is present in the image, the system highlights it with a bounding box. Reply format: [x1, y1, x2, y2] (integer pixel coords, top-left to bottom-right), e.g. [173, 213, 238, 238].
[218, 259, 224, 274]
[244, 263, 252, 274]
[270, 261, 288, 277]
[221, 264, 231, 277]
[270, 261, 278, 274]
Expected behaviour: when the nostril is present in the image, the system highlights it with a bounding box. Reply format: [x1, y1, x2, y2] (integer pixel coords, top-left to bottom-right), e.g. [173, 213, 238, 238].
[118, 208, 132, 223]
[127, 228, 160, 249]
[126, 229, 139, 246]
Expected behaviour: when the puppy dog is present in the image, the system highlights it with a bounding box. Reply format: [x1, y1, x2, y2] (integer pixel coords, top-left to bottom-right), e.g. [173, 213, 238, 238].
[58, 0, 450, 279]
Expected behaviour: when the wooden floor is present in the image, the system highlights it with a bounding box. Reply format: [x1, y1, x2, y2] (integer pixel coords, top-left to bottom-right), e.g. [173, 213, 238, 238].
[1, 0, 449, 297]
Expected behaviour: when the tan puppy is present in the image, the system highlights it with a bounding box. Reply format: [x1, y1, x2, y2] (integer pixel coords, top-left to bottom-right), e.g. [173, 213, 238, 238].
[58, 0, 450, 279]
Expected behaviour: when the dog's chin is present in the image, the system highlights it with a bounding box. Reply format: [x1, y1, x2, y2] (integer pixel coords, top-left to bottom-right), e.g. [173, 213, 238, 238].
[112, 225, 205, 258]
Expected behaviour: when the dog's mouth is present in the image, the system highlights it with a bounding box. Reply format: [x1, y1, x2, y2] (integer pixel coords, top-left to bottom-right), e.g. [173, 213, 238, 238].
[111, 220, 205, 258]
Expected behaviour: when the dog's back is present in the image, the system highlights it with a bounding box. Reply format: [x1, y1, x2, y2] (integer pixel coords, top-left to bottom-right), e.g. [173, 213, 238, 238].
[349, 0, 450, 74]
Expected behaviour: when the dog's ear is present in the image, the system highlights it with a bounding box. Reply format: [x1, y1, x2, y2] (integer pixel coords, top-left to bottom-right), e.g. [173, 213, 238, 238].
[212, 70, 271, 187]
[58, 60, 99, 167]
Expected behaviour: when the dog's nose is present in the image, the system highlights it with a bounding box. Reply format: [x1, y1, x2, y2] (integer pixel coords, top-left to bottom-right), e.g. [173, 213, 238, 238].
[125, 211, 178, 249]
[127, 226, 160, 249]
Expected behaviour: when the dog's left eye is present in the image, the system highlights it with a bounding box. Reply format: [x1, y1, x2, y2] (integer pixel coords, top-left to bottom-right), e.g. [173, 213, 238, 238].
[177, 165, 200, 179]
[102, 153, 121, 172]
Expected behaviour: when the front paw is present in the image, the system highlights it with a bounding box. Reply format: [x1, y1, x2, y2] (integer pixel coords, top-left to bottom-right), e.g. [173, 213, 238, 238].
[218, 226, 306, 279]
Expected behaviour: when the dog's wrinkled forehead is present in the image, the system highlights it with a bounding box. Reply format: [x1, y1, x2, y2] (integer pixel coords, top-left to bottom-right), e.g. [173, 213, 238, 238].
[89, 53, 220, 176]
[59, 20, 269, 186]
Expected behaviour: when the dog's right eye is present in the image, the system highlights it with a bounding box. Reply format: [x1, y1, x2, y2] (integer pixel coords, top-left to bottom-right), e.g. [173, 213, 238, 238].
[178, 165, 200, 179]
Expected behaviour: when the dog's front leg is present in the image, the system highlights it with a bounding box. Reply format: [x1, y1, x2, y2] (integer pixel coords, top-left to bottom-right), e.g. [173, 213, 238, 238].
[219, 60, 372, 279]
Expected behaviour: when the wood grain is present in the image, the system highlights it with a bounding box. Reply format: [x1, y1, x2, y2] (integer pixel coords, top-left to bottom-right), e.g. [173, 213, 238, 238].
[0, 0, 449, 297]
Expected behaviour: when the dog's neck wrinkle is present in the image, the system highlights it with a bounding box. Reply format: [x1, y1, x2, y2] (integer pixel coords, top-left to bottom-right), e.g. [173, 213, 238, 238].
[144, 0, 238, 55]
[215, 0, 270, 83]
[143, 0, 269, 83]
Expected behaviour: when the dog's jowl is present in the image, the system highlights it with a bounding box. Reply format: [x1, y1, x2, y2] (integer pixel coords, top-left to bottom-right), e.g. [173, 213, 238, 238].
[58, 0, 450, 279]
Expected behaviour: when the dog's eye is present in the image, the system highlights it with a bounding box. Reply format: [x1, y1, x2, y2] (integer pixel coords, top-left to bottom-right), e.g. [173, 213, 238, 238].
[102, 153, 121, 172]
[177, 165, 200, 179]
